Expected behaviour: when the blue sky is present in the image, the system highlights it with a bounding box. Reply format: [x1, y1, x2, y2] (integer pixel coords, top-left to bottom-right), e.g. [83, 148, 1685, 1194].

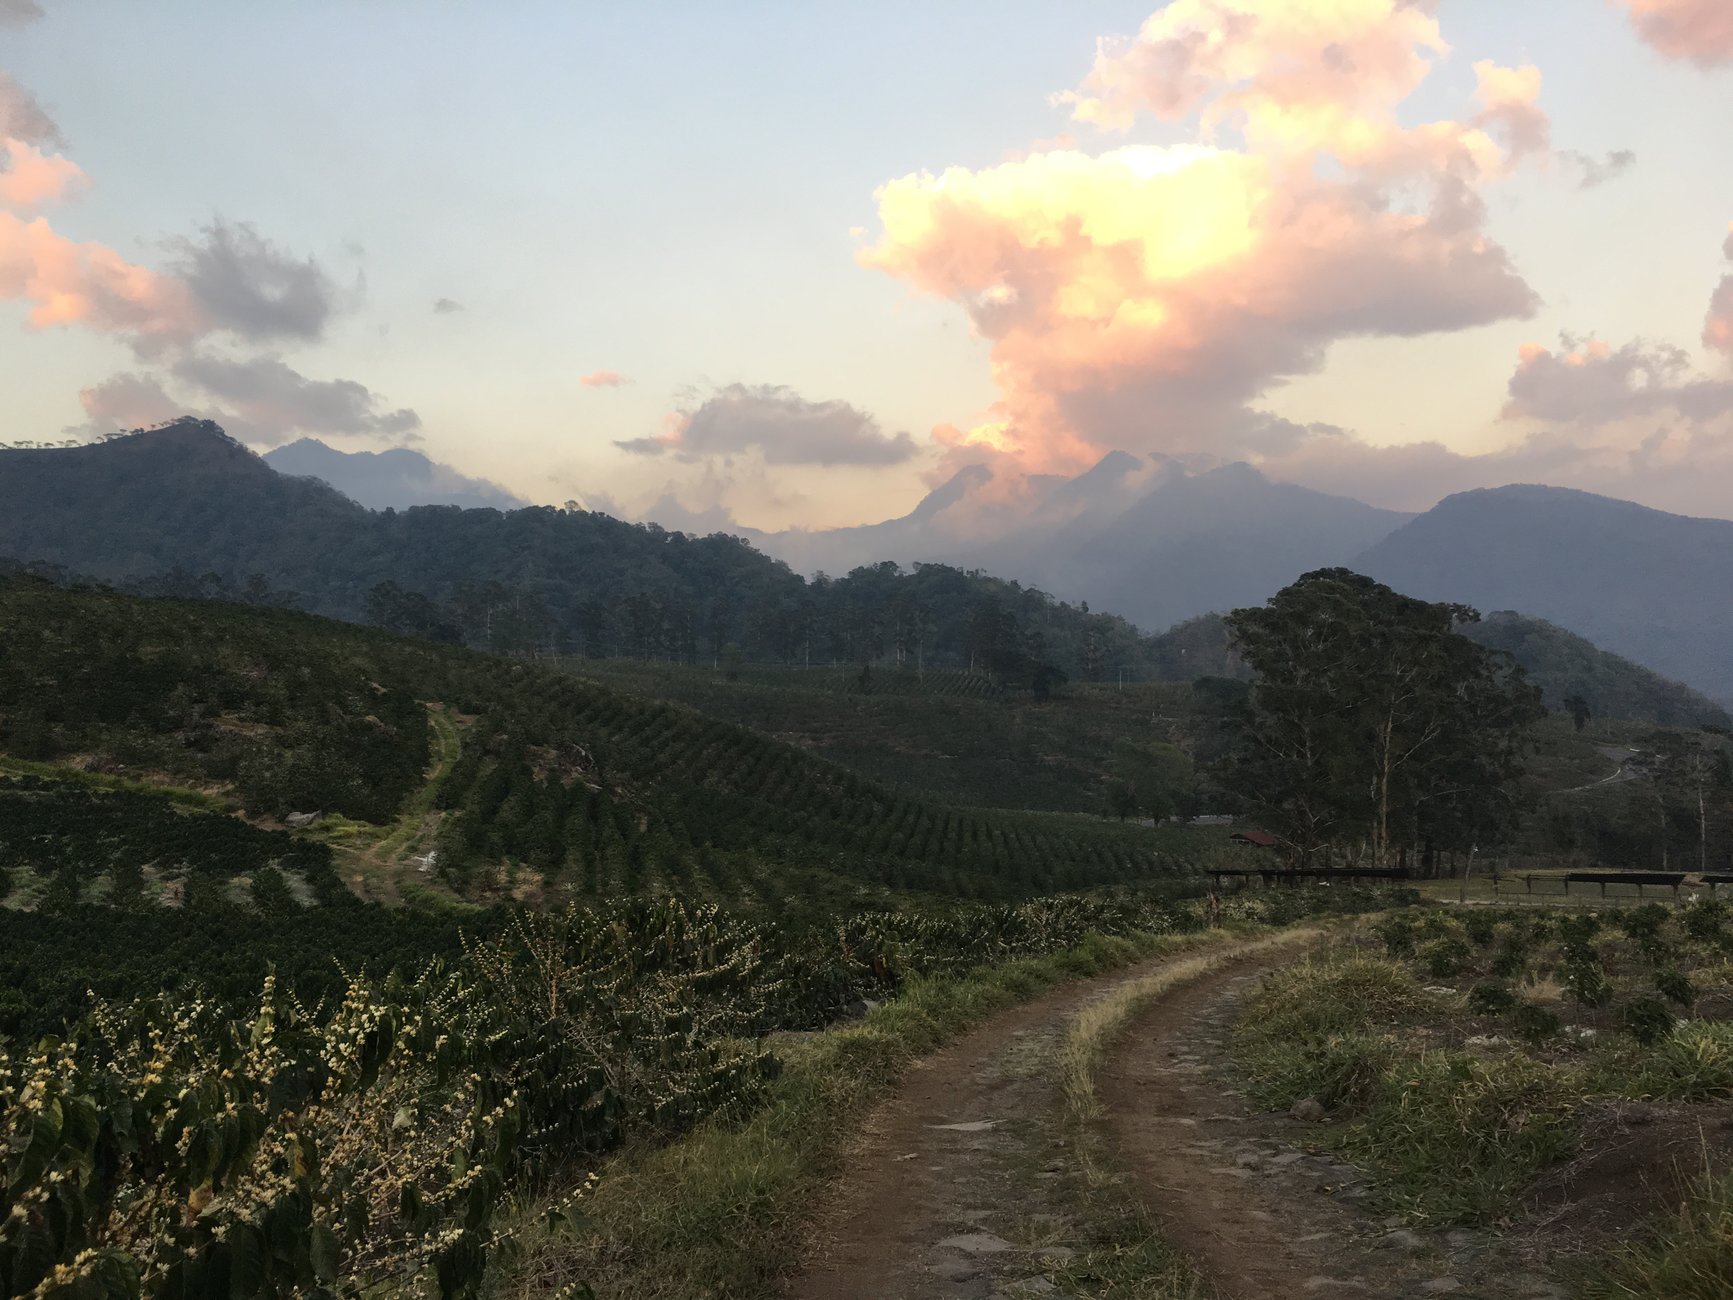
[3, 1, 1732, 526]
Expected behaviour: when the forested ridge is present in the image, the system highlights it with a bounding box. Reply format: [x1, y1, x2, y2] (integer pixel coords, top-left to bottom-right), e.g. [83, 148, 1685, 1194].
[0, 422, 1161, 687]
[3, 422, 1721, 730]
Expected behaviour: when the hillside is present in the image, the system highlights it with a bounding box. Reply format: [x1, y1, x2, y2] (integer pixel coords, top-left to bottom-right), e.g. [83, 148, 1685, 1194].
[0, 572, 1187, 911]
[1353, 484, 1733, 702]
[1460, 610, 1731, 729]
[0, 421, 1163, 685]
[570, 658, 1243, 817]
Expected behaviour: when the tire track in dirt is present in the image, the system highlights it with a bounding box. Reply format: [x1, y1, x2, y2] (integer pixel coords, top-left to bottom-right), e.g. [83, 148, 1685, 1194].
[783, 936, 1295, 1300]
[1099, 965, 1569, 1300]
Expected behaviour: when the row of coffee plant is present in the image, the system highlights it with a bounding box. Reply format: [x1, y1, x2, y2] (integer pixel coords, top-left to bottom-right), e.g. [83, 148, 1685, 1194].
[2, 886, 1399, 1298]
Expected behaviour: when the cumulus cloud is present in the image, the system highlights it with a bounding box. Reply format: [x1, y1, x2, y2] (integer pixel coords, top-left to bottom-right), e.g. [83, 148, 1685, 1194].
[0, 70, 63, 149]
[1620, 0, 1733, 68]
[863, 0, 1549, 478]
[74, 357, 422, 448]
[164, 219, 339, 344]
[616, 383, 919, 467]
[169, 353, 421, 444]
[1707, 225, 1733, 360]
[0, 136, 80, 210]
[0, 1, 44, 28]
[433, 296, 463, 314]
[3, 63, 420, 449]
[0, 136, 334, 352]
[579, 369, 626, 388]
[1504, 335, 1733, 424]
[1261, 327, 1733, 517]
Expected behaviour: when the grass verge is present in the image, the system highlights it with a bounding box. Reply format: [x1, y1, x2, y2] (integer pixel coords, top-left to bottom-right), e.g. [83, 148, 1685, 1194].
[495, 925, 1258, 1300]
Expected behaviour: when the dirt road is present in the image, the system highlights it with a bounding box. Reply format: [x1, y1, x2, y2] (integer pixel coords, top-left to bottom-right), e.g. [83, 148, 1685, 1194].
[787, 935, 1568, 1300]
[786, 954, 1127, 1300]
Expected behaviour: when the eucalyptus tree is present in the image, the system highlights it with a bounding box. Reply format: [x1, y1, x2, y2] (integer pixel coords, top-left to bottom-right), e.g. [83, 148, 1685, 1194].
[1223, 569, 1544, 870]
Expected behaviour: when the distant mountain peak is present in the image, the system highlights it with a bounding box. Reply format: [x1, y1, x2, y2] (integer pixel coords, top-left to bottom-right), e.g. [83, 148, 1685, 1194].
[903, 463, 993, 523]
[263, 438, 528, 512]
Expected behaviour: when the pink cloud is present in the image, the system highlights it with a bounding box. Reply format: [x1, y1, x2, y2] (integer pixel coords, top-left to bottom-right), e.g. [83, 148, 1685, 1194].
[0, 74, 204, 345]
[1707, 225, 1733, 360]
[1620, 0, 1733, 68]
[580, 369, 627, 388]
[0, 137, 83, 211]
[861, 2, 1543, 479]
[76, 371, 190, 429]
[0, 210, 202, 341]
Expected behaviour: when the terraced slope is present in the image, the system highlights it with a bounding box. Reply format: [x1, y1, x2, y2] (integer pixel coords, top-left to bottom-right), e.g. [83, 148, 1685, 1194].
[0, 574, 1187, 909]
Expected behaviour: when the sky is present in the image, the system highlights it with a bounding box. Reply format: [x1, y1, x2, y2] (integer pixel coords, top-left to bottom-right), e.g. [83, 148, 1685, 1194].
[3, 0, 1732, 528]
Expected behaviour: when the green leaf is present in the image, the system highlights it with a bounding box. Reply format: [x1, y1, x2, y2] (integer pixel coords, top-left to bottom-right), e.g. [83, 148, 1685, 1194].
[307, 1224, 340, 1284]
[228, 1223, 266, 1299]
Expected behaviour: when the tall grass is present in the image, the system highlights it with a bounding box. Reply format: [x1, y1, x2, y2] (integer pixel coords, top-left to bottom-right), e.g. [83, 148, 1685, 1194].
[1585, 1168, 1733, 1300]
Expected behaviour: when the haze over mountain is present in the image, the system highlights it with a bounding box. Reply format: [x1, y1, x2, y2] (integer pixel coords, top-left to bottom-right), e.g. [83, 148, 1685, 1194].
[263, 438, 527, 511]
[1353, 485, 1733, 705]
[714, 452, 1410, 634]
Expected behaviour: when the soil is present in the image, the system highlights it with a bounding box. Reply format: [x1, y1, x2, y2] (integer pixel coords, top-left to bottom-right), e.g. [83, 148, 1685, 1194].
[1524, 1098, 1733, 1249]
[787, 940, 1728, 1300]
[785, 960, 1121, 1300]
[1098, 964, 1560, 1300]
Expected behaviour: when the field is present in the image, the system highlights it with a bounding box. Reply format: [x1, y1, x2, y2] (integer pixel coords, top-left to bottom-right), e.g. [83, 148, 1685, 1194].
[1231, 905, 1733, 1293]
[0, 574, 1212, 915]
[566, 656, 1229, 814]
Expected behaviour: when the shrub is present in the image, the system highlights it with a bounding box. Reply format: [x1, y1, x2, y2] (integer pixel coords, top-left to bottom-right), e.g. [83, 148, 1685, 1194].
[1618, 995, 1677, 1046]
[1681, 897, 1729, 945]
[1463, 913, 1497, 947]
[1564, 955, 1612, 1008]
[1468, 981, 1517, 1014]
[1617, 903, 1670, 944]
[1422, 937, 1472, 979]
[1490, 943, 1528, 980]
[1510, 1003, 1562, 1044]
[1655, 967, 1696, 1008]
[1558, 914, 1603, 947]
[1379, 915, 1418, 957]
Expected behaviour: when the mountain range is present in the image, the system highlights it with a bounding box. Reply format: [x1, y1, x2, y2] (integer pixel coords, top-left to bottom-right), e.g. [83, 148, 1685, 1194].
[742, 453, 1409, 632]
[4, 422, 1732, 706]
[732, 451, 1733, 703]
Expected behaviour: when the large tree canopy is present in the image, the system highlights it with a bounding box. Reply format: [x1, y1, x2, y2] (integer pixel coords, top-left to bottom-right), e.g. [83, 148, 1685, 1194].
[1222, 569, 1545, 868]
